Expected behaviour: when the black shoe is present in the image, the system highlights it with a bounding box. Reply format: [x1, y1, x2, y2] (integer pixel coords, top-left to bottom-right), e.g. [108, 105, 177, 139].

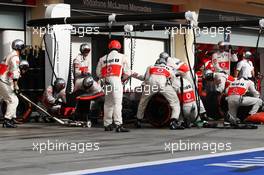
[170, 120, 185, 130]
[199, 112, 206, 120]
[116, 125, 130, 132]
[182, 120, 191, 128]
[223, 118, 237, 128]
[223, 120, 233, 128]
[199, 112, 214, 121]
[104, 124, 114, 131]
[3, 119, 17, 128]
[224, 113, 240, 125]
[225, 122, 258, 129]
[232, 123, 258, 129]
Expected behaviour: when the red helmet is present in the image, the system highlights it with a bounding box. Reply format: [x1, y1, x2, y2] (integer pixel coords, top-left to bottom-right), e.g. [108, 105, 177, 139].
[108, 40, 121, 50]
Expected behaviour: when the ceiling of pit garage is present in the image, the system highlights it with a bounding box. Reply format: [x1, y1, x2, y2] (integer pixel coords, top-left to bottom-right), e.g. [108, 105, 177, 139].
[143, 0, 264, 16]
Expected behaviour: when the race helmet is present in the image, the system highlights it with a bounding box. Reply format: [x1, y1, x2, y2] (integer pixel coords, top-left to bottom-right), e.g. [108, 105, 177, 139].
[19, 60, 29, 72]
[82, 75, 94, 89]
[159, 52, 169, 60]
[12, 39, 25, 51]
[217, 41, 229, 51]
[217, 41, 227, 46]
[80, 44, 90, 54]
[244, 51, 252, 59]
[203, 69, 214, 81]
[108, 40, 121, 50]
[53, 78, 66, 92]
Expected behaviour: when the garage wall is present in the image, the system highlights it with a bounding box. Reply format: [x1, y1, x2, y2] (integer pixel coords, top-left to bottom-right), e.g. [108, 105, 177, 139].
[196, 30, 264, 48]
[0, 8, 24, 30]
[124, 38, 165, 89]
[0, 30, 24, 61]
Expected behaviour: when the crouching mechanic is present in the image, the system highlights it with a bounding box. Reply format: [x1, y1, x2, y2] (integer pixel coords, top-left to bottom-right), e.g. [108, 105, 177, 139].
[42, 78, 66, 115]
[204, 69, 235, 94]
[73, 74, 102, 95]
[96, 40, 132, 132]
[225, 76, 263, 127]
[136, 57, 183, 130]
[0, 39, 27, 128]
[204, 69, 235, 117]
[160, 52, 208, 120]
[171, 76, 217, 128]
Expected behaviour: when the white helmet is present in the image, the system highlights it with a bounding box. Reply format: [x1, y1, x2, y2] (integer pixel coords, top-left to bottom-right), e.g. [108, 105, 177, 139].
[245, 51, 252, 59]
[217, 41, 227, 46]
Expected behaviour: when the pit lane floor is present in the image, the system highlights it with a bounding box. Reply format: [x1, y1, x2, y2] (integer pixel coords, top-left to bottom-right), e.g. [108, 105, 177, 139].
[0, 123, 263, 175]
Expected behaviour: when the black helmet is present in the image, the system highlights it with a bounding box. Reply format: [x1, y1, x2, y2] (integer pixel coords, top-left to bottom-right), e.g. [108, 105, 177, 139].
[203, 69, 214, 81]
[82, 75, 94, 89]
[159, 52, 169, 60]
[53, 78, 66, 92]
[80, 44, 90, 54]
[12, 39, 25, 51]
[19, 60, 29, 71]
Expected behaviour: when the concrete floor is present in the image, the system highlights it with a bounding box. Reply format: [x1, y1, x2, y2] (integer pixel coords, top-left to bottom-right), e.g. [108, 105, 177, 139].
[0, 123, 263, 175]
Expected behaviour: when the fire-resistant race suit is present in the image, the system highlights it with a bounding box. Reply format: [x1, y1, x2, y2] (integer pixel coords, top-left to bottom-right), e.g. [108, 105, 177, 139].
[212, 50, 238, 75]
[171, 76, 198, 123]
[226, 77, 263, 124]
[214, 72, 235, 93]
[96, 49, 131, 129]
[42, 85, 66, 115]
[136, 64, 180, 123]
[0, 50, 20, 121]
[166, 56, 207, 115]
[73, 53, 91, 79]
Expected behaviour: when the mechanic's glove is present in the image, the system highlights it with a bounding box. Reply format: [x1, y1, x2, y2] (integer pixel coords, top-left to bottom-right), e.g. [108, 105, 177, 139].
[131, 72, 144, 81]
[131, 72, 138, 78]
[121, 74, 130, 84]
